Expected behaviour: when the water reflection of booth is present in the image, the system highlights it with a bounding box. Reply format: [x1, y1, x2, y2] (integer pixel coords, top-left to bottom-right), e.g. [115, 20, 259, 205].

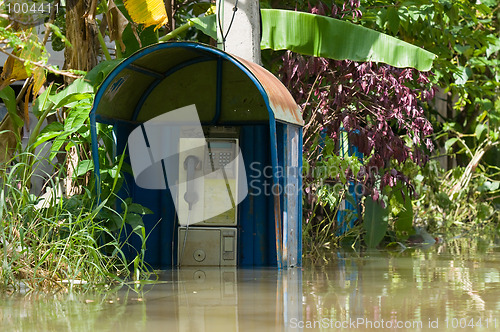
[175, 268, 302, 331]
[90, 42, 303, 268]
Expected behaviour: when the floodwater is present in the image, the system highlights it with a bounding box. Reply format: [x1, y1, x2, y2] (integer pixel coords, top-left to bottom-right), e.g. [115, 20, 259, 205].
[2, 240, 500, 331]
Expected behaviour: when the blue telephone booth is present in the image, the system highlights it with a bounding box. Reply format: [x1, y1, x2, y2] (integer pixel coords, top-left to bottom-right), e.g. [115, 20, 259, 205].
[90, 42, 303, 269]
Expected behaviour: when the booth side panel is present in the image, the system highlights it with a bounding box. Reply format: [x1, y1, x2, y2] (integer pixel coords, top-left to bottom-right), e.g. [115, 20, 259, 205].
[276, 123, 287, 267]
[297, 127, 303, 267]
[114, 122, 177, 268]
[114, 122, 140, 262]
[239, 125, 276, 266]
[239, 126, 255, 266]
[285, 125, 301, 267]
[276, 123, 302, 268]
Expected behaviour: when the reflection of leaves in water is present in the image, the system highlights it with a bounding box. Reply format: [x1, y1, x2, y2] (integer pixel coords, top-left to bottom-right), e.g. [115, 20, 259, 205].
[301, 244, 500, 326]
[450, 260, 486, 312]
[0, 289, 147, 332]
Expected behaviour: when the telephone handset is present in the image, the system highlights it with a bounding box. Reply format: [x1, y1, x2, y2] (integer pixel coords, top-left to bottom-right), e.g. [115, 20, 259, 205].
[183, 155, 200, 210]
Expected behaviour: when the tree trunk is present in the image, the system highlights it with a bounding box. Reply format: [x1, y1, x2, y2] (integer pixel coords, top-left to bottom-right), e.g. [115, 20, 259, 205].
[165, 0, 175, 33]
[64, 0, 100, 79]
[62, 0, 100, 195]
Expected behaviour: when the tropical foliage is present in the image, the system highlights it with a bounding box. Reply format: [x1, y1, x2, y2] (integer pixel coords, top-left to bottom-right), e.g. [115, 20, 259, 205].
[356, 0, 500, 235]
[0, 95, 150, 292]
[267, 1, 435, 251]
[275, 0, 499, 250]
[1, 0, 498, 290]
[0, 0, 154, 291]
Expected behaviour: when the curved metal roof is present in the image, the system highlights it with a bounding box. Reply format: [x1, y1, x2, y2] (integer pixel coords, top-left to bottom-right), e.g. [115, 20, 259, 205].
[90, 42, 303, 126]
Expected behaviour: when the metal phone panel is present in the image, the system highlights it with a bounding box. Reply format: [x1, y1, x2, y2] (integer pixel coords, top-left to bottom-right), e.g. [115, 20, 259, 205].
[178, 227, 237, 266]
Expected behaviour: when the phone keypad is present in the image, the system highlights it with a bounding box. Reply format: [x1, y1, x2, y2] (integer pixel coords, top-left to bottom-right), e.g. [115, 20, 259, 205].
[206, 151, 233, 169]
[219, 152, 232, 167]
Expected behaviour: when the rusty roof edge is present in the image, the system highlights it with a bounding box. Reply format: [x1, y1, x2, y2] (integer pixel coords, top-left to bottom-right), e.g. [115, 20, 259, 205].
[232, 55, 304, 126]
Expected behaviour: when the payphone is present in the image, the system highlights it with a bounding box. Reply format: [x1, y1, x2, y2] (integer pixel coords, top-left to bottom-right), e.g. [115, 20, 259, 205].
[177, 127, 242, 266]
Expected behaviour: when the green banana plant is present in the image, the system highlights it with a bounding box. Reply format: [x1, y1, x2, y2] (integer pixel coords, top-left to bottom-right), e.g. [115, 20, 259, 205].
[157, 9, 436, 71]
[259, 9, 435, 71]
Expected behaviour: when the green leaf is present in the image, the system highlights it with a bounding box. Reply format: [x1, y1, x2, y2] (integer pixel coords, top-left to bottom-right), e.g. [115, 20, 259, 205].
[75, 159, 94, 177]
[453, 66, 472, 85]
[436, 192, 452, 208]
[0, 86, 23, 128]
[191, 10, 436, 71]
[396, 206, 413, 235]
[454, 44, 472, 56]
[49, 134, 69, 161]
[386, 7, 400, 35]
[192, 2, 212, 17]
[363, 197, 389, 248]
[121, 25, 159, 58]
[477, 203, 491, 222]
[49, 79, 93, 109]
[478, 181, 500, 192]
[393, 186, 414, 237]
[33, 122, 64, 148]
[475, 123, 487, 140]
[107, 213, 125, 232]
[486, 37, 500, 58]
[64, 106, 90, 133]
[122, 202, 153, 215]
[445, 137, 458, 152]
[111, 148, 127, 193]
[47, 23, 71, 48]
[32, 84, 55, 118]
[125, 213, 145, 235]
[190, 15, 216, 39]
[260, 9, 436, 71]
[488, 181, 499, 191]
[345, 192, 357, 207]
[85, 59, 123, 89]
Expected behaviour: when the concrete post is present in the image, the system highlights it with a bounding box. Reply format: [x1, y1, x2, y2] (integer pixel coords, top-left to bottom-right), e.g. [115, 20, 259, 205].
[216, 0, 261, 64]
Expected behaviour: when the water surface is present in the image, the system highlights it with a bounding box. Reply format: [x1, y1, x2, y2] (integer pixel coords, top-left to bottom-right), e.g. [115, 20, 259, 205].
[2, 241, 500, 331]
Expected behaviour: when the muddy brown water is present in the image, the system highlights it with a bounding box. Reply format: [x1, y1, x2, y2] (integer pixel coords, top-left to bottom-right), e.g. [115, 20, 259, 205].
[2, 242, 500, 331]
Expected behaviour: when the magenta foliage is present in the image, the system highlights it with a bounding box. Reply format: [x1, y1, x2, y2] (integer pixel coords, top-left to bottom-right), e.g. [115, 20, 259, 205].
[278, 4, 435, 199]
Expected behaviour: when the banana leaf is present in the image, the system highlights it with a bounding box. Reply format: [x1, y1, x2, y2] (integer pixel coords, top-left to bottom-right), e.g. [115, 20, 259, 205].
[191, 9, 436, 71]
[123, 0, 168, 30]
[363, 197, 389, 249]
[160, 15, 217, 42]
[190, 15, 216, 38]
